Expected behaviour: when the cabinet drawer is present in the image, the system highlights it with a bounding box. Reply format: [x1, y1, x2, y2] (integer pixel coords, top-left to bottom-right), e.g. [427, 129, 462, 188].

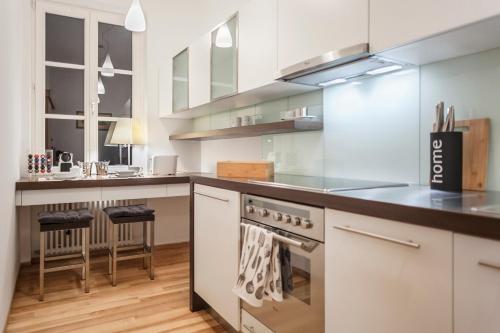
[194, 184, 240, 329]
[166, 183, 190, 197]
[454, 234, 500, 333]
[193, 184, 236, 203]
[21, 188, 101, 206]
[241, 310, 273, 333]
[325, 209, 452, 333]
[101, 185, 167, 200]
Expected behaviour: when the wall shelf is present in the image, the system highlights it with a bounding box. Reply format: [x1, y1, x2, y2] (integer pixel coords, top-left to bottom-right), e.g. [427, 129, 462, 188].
[169, 118, 323, 141]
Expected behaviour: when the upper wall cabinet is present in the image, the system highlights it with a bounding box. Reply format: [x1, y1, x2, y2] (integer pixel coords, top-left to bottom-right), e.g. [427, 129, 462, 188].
[172, 48, 189, 112]
[211, 15, 238, 100]
[238, 0, 277, 93]
[370, 0, 500, 53]
[277, 0, 369, 72]
[188, 33, 211, 109]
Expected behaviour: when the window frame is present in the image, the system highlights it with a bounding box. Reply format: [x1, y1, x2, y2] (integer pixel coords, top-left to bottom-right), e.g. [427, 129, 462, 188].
[34, 1, 145, 165]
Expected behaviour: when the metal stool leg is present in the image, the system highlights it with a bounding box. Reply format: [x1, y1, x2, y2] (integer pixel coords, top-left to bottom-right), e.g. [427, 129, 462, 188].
[112, 223, 118, 286]
[108, 220, 112, 275]
[81, 229, 86, 281]
[149, 220, 155, 280]
[39, 231, 45, 301]
[84, 227, 90, 293]
[143, 221, 148, 269]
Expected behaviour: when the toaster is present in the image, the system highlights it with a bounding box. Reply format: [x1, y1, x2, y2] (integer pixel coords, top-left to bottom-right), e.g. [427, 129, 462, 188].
[151, 155, 178, 175]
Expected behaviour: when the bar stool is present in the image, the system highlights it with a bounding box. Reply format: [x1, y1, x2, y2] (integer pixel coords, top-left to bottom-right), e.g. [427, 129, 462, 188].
[103, 204, 155, 286]
[38, 209, 93, 301]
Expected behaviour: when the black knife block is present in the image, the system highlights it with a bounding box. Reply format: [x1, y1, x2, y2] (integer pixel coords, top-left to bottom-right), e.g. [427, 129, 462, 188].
[430, 132, 463, 192]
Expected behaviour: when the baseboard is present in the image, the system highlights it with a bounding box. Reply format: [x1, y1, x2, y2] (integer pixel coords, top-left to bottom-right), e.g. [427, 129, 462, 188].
[207, 307, 240, 333]
[3, 259, 21, 332]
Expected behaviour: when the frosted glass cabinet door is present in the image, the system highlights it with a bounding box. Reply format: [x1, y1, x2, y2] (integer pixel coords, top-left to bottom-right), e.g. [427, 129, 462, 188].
[172, 48, 189, 112]
[188, 33, 210, 108]
[211, 14, 238, 100]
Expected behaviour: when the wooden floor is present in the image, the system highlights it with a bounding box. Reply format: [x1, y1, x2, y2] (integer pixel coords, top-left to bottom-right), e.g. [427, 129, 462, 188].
[5, 243, 226, 333]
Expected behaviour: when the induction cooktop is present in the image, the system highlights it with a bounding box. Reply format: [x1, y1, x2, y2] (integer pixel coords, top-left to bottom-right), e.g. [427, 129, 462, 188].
[248, 174, 408, 193]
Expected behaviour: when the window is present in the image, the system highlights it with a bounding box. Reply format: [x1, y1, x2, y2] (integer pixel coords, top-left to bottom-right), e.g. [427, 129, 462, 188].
[36, 1, 142, 166]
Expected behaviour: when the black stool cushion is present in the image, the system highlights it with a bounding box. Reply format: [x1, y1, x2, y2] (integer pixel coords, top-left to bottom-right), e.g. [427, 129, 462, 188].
[103, 205, 155, 224]
[38, 209, 93, 232]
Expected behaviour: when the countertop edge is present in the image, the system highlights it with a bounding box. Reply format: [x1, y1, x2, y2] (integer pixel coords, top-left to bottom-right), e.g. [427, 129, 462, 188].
[15, 174, 500, 241]
[190, 175, 500, 241]
[15, 176, 191, 191]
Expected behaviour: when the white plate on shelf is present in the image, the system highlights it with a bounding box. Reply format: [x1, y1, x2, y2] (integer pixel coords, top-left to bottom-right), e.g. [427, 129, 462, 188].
[114, 170, 137, 178]
[52, 172, 80, 180]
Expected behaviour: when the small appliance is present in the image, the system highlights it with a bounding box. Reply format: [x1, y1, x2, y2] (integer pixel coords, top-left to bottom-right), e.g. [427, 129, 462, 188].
[59, 152, 73, 172]
[151, 155, 178, 175]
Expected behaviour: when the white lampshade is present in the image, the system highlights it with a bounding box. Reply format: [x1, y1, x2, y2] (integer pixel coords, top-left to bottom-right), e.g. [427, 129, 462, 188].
[97, 75, 105, 95]
[125, 0, 146, 32]
[101, 54, 114, 77]
[215, 23, 232, 48]
[106, 118, 145, 145]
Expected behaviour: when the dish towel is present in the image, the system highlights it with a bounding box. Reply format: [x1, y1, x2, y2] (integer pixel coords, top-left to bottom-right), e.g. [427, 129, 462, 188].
[280, 245, 294, 293]
[233, 224, 283, 307]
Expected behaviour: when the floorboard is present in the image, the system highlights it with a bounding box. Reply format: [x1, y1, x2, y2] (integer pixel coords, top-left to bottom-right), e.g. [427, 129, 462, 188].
[5, 243, 225, 333]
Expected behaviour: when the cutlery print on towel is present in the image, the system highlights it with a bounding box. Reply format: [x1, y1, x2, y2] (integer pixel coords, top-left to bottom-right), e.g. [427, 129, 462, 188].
[233, 224, 283, 307]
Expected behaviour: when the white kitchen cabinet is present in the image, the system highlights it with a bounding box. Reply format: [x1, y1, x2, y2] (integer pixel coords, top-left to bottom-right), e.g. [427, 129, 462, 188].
[193, 184, 240, 330]
[454, 234, 500, 333]
[370, 0, 500, 53]
[277, 0, 368, 72]
[238, 0, 277, 93]
[325, 209, 452, 333]
[188, 33, 211, 108]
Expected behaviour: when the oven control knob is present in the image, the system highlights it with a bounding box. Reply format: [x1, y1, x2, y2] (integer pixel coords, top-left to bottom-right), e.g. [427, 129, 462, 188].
[259, 208, 269, 217]
[301, 219, 312, 229]
[292, 217, 301, 226]
[245, 205, 255, 214]
[273, 212, 283, 221]
[283, 214, 292, 223]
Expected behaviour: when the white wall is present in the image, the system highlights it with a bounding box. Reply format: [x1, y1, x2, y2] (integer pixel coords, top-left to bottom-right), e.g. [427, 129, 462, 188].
[0, 0, 30, 328]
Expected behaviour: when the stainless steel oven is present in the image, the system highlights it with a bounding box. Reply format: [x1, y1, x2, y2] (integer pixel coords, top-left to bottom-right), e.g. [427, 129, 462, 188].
[240, 195, 325, 333]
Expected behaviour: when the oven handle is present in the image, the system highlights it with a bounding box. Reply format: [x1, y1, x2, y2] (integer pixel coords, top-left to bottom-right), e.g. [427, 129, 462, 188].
[240, 221, 319, 252]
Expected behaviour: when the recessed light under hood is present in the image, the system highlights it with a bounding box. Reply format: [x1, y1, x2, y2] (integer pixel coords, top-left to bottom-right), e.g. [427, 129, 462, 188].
[277, 43, 405, 87]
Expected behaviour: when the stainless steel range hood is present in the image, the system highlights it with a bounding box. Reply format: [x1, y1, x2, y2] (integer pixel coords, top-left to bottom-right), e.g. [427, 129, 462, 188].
[277, 43, 405, 87]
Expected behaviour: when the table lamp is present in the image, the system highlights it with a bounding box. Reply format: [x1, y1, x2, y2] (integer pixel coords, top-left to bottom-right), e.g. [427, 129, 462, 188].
[105, 118, 145, 166]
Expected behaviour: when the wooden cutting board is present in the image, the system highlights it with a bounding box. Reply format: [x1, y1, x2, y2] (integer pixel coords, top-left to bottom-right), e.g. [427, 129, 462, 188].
[455, 118, 490, 191]
[217, 161, 274, 179]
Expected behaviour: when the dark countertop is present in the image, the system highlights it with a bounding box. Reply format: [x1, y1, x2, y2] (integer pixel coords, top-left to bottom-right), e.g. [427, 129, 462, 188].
[190, 175, 500, 241]
[15, 173, 193, 190]
[16, 173, 500, 240]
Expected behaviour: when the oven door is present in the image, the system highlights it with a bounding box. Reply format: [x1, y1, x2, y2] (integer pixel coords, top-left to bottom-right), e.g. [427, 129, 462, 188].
[241, 219, 324, 333]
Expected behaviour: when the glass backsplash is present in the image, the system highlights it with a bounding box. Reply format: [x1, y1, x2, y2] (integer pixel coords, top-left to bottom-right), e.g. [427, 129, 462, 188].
[193, 46, 500, 190]
[323, 68, 420, 183]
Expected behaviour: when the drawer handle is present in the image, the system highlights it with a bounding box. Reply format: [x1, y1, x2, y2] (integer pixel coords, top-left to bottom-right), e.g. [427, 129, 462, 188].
[242, 324, 256, 333]
[334, 225, 420, 249]
[194, 192, 229, 203]
[478, 260, 500, 271]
